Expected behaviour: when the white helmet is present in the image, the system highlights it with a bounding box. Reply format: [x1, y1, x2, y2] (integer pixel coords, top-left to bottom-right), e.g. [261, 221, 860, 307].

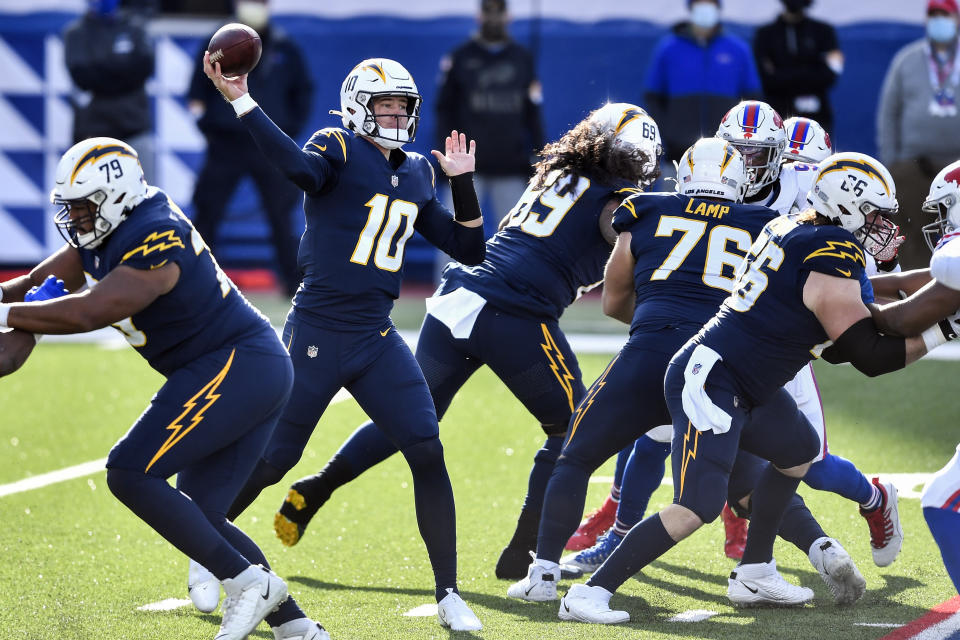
[589, 102, 663, 188]
[676, 138, 747, 202]
[922, 160, 960, 251]
[51, 137, 147, 249]
[715, 100, 786, 197]
[335, 58, 421, 150]
[782, 117, 833, 164]
[810, 152, 900, 255]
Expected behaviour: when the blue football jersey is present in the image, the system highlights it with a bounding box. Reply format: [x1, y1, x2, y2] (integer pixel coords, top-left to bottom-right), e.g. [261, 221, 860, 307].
[698, 214, 868, 405]
[443, 171, 635, 319]
[612, 192, 777, 333]
[78, 188, 274, 376]
[291, 126, 463, 329]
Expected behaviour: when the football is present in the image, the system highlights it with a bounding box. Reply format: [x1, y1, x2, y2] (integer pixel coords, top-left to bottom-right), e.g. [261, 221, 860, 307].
[208, 23, 262, 79]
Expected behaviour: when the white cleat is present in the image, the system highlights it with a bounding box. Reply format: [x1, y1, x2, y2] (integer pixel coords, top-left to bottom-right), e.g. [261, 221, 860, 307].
[727, 559, 814, 607]
[861, 478, 904, 567]
[215, 564, 289, 640]
[808, 537, 866, 605]
[188, 559, 221, 614]
[558, 584, 629, 624]
[437, 588, 482, 631]
[507, 559, 559, 602]
[273, 616, 330, 640]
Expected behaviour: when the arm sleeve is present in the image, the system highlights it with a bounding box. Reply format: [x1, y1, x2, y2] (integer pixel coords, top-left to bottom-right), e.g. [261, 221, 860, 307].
[830, 316, 907, 377]
[241, 109, 338, 194]
[415, 197, 486, 266]
[877, 50, 904, 165]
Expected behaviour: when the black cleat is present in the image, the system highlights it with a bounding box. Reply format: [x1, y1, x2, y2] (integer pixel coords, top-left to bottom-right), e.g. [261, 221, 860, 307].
[274, 475, 331, 547]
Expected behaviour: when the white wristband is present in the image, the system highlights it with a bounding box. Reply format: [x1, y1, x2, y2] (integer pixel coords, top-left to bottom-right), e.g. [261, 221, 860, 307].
[0, 303, 9, 327]
[921, 325, 949, 352]
[231, 93, 257, 117]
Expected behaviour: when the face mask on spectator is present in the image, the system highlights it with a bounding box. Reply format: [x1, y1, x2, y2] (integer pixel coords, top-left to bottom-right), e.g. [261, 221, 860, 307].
[690, 3, 720, 30]
[928, 16, 958, 43]
[236, 1, 269, 31]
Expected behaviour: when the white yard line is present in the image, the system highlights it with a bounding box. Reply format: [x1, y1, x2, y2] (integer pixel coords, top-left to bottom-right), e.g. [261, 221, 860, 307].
[0, 390, 353, 498]
[669, 610, 718, 622]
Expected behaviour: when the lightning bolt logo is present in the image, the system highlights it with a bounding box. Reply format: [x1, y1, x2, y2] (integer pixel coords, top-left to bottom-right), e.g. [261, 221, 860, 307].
[568, 355, 619, 443]
[311, 128, 347, 160]
[678, 420, 699, 500]
[541, 324, 576, 412]
[803, 240, 866, 266]
[122, 230, 185, 263]
[620, 196, 639, 219]
[144, 349, 235, 473]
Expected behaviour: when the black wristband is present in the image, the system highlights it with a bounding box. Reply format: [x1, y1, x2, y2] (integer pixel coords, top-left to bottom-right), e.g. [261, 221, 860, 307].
[449, 173, 482, 223]
[876, 257, 900, 273]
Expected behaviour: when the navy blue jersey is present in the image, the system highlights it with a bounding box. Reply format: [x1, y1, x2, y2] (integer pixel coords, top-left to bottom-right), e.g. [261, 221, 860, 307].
[612, 192, 777, 333]
[242, 109, 481, 330]
[79, 188, 273, 376]
[443, 171, 634, 319]
[699, 214, 867, 405]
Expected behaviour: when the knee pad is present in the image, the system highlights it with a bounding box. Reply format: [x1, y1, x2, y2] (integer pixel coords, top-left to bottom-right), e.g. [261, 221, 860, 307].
[539, 421, 568, 438]
[400, 437, 445, 469]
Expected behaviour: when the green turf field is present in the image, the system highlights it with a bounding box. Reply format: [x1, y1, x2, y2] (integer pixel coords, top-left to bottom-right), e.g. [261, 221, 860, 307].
[0, 344, 956, 639]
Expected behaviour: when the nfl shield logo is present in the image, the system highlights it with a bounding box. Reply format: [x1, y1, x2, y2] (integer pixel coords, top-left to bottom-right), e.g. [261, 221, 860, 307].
[691, 363, 702, 374]
[391, 175, 399, 187]
[94, 256, 100, 269]
[306, 345, 318, 358]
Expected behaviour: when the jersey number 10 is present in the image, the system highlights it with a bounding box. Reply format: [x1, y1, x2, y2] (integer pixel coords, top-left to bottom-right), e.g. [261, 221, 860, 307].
[351, 194, 418, 272]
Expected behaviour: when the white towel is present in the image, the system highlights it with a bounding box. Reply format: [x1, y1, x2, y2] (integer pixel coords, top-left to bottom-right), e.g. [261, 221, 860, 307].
[424, 287, 487, 339]
[680, 344, 732, 435]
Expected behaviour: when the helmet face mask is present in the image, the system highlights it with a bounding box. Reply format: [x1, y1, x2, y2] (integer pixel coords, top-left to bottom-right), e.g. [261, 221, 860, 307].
[922, 161, 960, 251]
[50, 138, 147, 249]
[715, 101, 786, 197]
[810, 152, 898, 255]
[338, 59, 422, 150]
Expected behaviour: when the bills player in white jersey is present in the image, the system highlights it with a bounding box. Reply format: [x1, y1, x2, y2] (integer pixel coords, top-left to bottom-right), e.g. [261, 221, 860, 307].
[870, 160, 960, 593]
[716, 104, 906, 569]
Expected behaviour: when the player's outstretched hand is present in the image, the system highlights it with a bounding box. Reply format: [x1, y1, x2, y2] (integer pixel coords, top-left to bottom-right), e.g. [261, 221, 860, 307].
[203, 51, 248, 102]
[432, 130, 476, 177]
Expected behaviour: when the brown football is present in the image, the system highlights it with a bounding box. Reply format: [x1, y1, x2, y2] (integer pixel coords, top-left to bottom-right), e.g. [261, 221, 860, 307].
[208, 23, 262, 79]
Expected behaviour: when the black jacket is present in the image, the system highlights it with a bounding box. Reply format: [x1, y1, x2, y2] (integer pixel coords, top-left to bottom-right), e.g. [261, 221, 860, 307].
[435, 37, 545, 176]
[753, 15, 839, 130]
[63, 11, 154, 141]
[188, 25, 311, 140]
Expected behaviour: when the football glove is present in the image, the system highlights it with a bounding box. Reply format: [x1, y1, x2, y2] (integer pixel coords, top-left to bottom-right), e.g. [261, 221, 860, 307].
[873, 234, 905, 265]
[25, 275, 70, 302]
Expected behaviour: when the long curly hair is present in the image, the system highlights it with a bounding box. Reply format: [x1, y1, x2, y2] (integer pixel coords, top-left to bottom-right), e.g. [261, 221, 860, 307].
[531, 117, 658, 196]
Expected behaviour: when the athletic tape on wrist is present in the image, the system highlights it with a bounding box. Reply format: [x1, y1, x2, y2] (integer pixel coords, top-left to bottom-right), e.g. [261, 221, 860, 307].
[231, 93, 257, 117]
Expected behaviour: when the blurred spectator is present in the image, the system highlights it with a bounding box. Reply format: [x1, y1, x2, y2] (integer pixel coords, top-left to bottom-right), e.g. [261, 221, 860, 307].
[435, 0, 545, 235]
[753, 0, 843, 132]
[187, 0, 310, 298]
[878, 0, 960, 269]
[63, 0, 155, 180]
[643, 0, 761, 163]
